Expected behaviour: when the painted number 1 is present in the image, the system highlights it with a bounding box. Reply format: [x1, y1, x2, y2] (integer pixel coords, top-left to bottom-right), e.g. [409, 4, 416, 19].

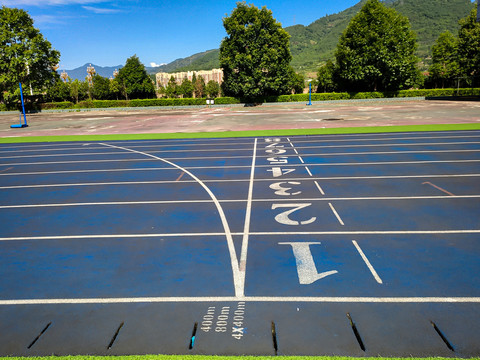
[279, 242, 338, 284]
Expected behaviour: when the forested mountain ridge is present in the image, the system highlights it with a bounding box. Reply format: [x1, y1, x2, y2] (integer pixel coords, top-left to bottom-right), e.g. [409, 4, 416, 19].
[156, 0, 475, 74]
[288, 0, 475, 71]
[287, 0, 367, 71]
[148, 49, 219, 74]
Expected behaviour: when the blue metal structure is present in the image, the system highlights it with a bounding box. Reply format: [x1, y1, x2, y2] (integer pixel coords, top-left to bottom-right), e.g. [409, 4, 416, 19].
[10, 83, 28, 128]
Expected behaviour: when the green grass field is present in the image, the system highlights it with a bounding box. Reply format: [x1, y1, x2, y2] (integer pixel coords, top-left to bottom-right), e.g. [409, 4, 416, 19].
[1, 123, 480, 144]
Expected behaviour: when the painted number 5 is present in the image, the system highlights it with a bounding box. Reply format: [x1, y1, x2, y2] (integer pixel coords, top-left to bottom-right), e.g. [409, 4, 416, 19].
[271, 203, 316, 225]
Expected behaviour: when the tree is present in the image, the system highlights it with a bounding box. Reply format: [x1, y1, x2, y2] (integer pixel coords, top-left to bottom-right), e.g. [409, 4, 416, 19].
[334, 0, 421, 92]
[0, 6, 60, 105]
[179, 78, 194, 98]
[165, 76, 177, 98]
[46, 78, 70, 102]
[194, 74, 206, 98]
[109, 78, 122, 100]
[116, 55, 156, 100]
[428, 31, 459, 88]
[457, 7, 480, 86]
[289, 69, 305, 94]
[317, 60, 336, 92]
[92, 74, 112, 100]
[220, 2, 296, 100]
[205, 80, 220, 98]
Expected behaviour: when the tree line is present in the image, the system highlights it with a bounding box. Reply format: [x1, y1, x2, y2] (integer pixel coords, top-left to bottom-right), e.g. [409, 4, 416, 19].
[158, 74, 222, 99]
[316, 0, 479, 92]
[47, 55, 155, 103]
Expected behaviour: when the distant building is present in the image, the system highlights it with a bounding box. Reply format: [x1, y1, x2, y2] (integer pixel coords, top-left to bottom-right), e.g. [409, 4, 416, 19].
[156, 68, 223, 88]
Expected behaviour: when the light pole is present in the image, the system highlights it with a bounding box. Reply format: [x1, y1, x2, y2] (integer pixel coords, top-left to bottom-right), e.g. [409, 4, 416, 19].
[60, 70, 68, 83]
[307, 79, 312, 106]
[86, 64, 96, 85]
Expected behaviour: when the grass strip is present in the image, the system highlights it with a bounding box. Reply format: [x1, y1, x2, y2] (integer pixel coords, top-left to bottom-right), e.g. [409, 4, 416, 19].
[1, 357, 477, 360]
[1, 123, 480, 144]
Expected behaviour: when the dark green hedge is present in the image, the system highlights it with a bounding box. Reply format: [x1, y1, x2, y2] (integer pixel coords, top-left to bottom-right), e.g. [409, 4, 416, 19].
[2, 89, 478, 111]
[262, 88, 480, 103]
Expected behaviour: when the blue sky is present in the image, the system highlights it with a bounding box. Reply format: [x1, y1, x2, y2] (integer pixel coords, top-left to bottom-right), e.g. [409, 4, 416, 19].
[0, 0, 359, 70]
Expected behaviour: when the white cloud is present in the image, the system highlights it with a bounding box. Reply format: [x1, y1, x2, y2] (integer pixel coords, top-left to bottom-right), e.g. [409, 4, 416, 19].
[82, 5, 121, 14]
[32, 14, 66, 25]
[0, 0, 107, 6]
[150, 62, 166, 68]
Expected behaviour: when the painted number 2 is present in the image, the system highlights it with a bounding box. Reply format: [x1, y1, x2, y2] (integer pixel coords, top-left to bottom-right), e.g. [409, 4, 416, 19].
[271, 203, 316, 225]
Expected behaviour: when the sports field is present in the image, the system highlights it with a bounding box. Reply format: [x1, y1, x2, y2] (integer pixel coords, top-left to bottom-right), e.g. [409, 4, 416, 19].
[0, 125, 479, 357]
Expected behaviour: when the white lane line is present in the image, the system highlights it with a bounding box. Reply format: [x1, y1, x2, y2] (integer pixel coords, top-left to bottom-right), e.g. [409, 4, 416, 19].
[328, 203, 345, 225]
[352, 240, 383, 284]
[4, 159, 480, 177]
[279, 134, 480, 145]
[2, 174, 480, 190]
[2, 194, 480, 209]
[3, 153, 480, 169]
[314, 181, 325, 195]
[0, 296, 479, 305]
[2, 131, 479, 155]
[287, 141, 480, 150]
[239, 138, 257, 296]
[0, 200, 214, 209]
[2, 141, 480, 160]
[1, 229, 479, 242]
[298, 156, 305, 164]
[0, 151, 129, 160]
[0, 142, 256, 154]
[100, 143, 243, 298]
[5, 194, 480, 209]
[305, 166, 313, 176]
[1, 129, 478, 151]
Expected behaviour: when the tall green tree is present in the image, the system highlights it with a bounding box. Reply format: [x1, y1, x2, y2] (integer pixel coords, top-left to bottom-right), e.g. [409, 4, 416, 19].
[194, 74, 206, 98]
[165, 76, 177, 98]
[428, 31, 459, 88]
[109, 78, 122, 100]
[205, 80, 220, 98]
[317, 60, 336, 92]
[45, 78, 70, 102]
[0, 6, 60, 105]
[457, 7, 480, 85]
[179, 78, 194, 98]
[334, 0, 421, 92]
[288, 69, 305, 94]
[92, 74, 112, 100]
[116, 55, 155, 100]
[220, 2, 295, 100]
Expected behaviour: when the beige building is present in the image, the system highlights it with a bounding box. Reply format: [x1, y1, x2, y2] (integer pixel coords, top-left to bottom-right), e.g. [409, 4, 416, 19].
[156, 68, 223, 88]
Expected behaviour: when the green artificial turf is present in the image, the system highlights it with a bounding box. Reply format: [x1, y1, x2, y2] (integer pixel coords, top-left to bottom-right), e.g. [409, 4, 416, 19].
[1, 123, 480, 144]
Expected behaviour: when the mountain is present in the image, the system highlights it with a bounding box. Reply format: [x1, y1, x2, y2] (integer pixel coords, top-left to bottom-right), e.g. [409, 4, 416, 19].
[156, 0, 475, 74]
[59, 63, 122, 81]
[62, 0, 475, 78]
[146, 49, 220, 74]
